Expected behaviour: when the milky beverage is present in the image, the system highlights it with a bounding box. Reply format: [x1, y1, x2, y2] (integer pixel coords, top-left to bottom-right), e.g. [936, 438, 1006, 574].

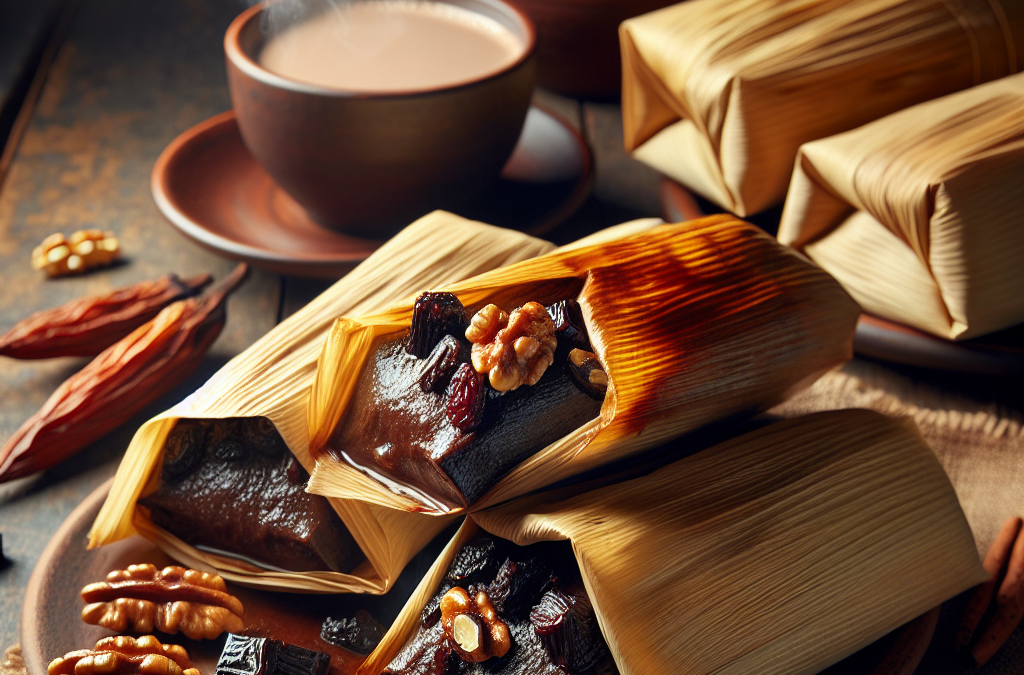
[259, 1, 523, 92]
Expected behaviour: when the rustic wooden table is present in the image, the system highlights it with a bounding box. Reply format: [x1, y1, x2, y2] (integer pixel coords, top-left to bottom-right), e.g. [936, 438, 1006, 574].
[0, 0, 1020, 672]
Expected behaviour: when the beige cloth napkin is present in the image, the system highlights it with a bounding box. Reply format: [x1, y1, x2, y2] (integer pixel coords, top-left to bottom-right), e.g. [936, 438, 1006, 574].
[777, 73, 1024, 340]
[620, 0, 1023, 216]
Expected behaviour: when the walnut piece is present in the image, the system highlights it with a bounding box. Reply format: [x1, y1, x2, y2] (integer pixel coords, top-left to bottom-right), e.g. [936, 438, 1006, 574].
[81, 563, 244, 640]
[440, 587, 511, 663]
[31, 229, 120, 277]
[467, 302, 556, 392]
[48, 635, 200, 675]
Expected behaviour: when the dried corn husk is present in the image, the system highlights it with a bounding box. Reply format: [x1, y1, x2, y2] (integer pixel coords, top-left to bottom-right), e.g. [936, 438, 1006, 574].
[307, 214, 860, 516]
[778, 73, 1024, 340]
[620, 0, 1024, 216]
[359, 410, 986, 675]
[87, 211, 560, 593]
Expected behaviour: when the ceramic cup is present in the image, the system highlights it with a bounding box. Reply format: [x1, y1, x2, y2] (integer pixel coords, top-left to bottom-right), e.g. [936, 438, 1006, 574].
[225, 1, 536, 238]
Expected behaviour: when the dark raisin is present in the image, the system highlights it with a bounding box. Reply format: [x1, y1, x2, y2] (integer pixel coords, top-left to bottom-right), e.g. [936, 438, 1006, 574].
[546, 299, 589, 349]
[445, 536, 501, 586]
[212, 437, 248, 462]
[487, 556, 555, 621]
[216, 634, 330, 675]
[417, 335, 464, 393]
[286, 456, 306, 486]
[320, 610, 386, 655]
[406, 292, 466, 358]
[531, 586, 600, 672]
[162, 421, 207, 482]
[243, 417, 287, 458]
[445, 364, 486, 432]
[567, 348, 608, 399]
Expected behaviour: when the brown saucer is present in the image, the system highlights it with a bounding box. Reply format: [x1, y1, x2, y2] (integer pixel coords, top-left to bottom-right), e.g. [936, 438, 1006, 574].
[152, 107, 592, 279]
[24, 481, 939, 675]
[659, 178, 1024, 375]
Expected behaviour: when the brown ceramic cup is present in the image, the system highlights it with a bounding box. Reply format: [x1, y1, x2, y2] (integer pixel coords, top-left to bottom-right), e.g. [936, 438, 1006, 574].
[225, 1, 536, 238]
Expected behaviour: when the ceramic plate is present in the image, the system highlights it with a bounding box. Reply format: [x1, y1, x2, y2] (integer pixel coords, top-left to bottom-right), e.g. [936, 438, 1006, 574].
[23, 481, 937, 675]
[659, 178, 1024, 375]
[152, 107, 592, 279]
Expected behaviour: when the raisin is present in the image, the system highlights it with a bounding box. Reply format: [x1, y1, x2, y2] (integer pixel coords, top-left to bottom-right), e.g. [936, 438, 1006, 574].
[546, 299, 589, 349]
[321, 610, 386, 655]
[243, 417, 287, 458]
[445, 536, 501, 586]
[211, 437, 248, 462]
[406, 292, 466, 358]
[417, 335, 464, 393]
[531, 586, 600, 672]
[162, 421, 207, 482]
[445, 364, 486, 432]
[487, 557, 555, 621]
[567, 348, 608, 399]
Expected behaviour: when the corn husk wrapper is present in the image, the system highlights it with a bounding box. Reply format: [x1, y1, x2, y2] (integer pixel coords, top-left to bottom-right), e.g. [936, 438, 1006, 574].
[778, 73, 1024, 340]
[620, 0, 1024, 216]
[307, 214, 860, 517]
[87, 211, 567, 593]
[358, 409, 986, 675]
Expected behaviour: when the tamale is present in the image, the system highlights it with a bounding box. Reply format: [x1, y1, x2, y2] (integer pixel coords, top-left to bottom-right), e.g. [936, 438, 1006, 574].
[620, 0, 1024, 216]
[307, 214, 860, 513]
[359, 410, 986, 675]
[88, 211, 558, 593]
[778, 73, 1024, 340]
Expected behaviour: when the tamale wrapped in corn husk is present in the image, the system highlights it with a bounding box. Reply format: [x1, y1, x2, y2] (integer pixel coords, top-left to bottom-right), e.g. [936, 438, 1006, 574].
[88, 211, 562, 593]
[306, 214, 860, 516]
[359, 410, 986, 675]
[620, 0, 1024, 216]
[778, 73, 1024, 340]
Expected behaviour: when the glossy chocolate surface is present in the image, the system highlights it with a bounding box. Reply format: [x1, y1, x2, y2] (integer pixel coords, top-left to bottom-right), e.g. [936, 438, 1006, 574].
[141, 417, 362, 573]
[385, 535, 617, 675]
[329, 332, 602, 509]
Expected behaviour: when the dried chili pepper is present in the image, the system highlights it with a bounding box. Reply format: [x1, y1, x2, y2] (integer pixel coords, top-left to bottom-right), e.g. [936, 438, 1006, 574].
[0, 264, 248, 482]
[0, 273, 211, 359]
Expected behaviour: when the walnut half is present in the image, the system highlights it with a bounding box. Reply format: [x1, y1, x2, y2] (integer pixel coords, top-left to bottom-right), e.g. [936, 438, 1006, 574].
[48, 635, 200, 675]
[81, 563, 244, 640]
[467, 302, 557, 392]
[31, 229, 120, 277]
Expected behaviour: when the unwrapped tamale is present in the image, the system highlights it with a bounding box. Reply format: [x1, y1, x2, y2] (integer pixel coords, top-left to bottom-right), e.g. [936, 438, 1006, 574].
[307, 214, 860, 513]
[358, 410, 986, 675]
[778, 73, 1024, 340]
[620, 0, 1024, 216]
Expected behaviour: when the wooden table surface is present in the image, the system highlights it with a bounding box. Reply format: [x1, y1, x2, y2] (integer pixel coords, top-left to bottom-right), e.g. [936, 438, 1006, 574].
[0, 0, 1020, 670]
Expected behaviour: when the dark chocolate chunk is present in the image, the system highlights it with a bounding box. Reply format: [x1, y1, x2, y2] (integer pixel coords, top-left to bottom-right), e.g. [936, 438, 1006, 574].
[546, 299, 589, 349]
[488, 557, 555, 621]
[321, 609, 386, 655]
[382, 622, 460, 675]
[141, 417, 363, 573]
[418, 335, 464, 394]
[407, 292, 466, 359]
[531, 587, 601, 673]
[216, 634, 330, 675]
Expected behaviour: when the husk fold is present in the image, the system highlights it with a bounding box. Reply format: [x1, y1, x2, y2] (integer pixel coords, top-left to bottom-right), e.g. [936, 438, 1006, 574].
[88, 211, 557, 593]
[778, 72, 1024, 340]
[307, 215, 860, 516]
[620, 0, 1023, 216]
[358, 410, 986, 675]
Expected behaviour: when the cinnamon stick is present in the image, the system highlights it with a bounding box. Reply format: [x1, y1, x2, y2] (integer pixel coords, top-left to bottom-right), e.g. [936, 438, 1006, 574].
[957, 516, 1023, 653]
[971, 516, 1024, 667]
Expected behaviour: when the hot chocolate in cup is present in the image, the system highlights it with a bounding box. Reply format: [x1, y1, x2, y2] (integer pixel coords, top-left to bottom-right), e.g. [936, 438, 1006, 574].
[225, 0, 536, 238]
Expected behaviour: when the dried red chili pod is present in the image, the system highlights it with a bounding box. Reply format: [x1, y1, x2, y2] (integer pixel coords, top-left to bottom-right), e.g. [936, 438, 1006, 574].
[0, 273, 211, 359]
[0, 264, 248, 482]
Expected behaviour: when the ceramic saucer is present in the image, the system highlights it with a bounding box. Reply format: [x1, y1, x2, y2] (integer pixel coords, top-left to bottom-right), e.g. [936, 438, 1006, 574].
[660, 178, 1024, 375]
[152, 107, 592, 278]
